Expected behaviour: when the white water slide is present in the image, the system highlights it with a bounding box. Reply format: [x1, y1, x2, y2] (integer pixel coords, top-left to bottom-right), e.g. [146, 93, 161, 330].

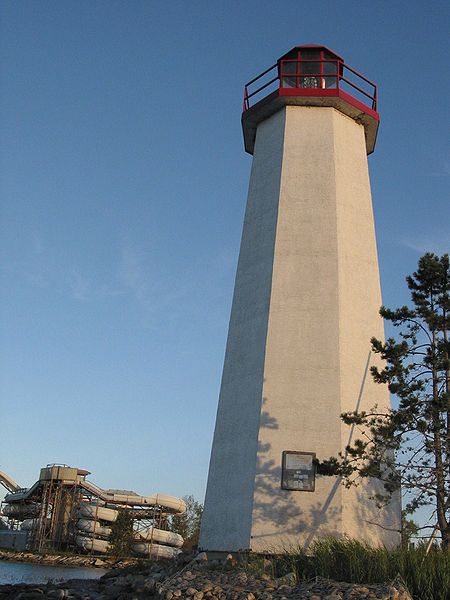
[0, 471, 20, 493]
[77, 506, 183, 546]
[80, 480, 186, 514]
[75, 536, 181, 559]
[1, 467, 186, 558]
[2, 471, 186, 515]
[76, 503, 183, 558]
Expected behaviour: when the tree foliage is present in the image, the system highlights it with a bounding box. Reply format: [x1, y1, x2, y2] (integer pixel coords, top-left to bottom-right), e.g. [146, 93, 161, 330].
[319, 253, 450, 549]
[168, 495, 203, 551]
[108, 508, 134, 557]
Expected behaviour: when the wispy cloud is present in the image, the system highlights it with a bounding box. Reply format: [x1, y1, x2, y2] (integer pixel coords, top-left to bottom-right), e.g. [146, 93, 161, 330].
[2, 232, 124, 302]
[3, 232, 236, 330]
[67, 268, 126, 302]
[115, 239, 237, 329]
[1, 232, 51, 288]
[429, 159, 450, 178]
[68, 271, 92, 301]
[116, 240, 193, 326]
[400, 233, 449, 256]
[117, 243, 152, 305]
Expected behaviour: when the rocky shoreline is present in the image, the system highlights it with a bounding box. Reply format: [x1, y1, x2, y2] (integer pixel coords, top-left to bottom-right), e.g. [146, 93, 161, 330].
[0, 548, 133, 569]
[0, 553, 413, 600]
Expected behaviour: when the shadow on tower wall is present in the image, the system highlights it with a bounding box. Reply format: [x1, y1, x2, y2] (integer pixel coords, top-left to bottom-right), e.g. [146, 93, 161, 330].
[250, 398, 341, 551]
[249, 353, 400, 552]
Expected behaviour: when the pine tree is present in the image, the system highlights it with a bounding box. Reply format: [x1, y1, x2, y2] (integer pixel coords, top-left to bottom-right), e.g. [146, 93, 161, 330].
[108, 508, 134, 557]
[319, 253, 450, 550]
[168, 495, 203, 552]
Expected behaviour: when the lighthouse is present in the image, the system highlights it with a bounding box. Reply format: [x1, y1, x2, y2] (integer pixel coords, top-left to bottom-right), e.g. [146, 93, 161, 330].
[200, 45, 401, 553]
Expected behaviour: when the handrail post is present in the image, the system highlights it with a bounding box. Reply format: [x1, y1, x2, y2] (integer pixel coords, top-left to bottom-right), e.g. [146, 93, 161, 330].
[243, 86, 248, 112]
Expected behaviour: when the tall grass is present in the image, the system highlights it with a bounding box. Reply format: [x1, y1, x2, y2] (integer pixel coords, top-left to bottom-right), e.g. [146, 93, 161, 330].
[248, 538, 450, 600]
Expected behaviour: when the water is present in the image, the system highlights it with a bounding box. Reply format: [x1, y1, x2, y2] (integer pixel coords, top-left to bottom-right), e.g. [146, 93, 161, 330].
[0, 561, 107, 585]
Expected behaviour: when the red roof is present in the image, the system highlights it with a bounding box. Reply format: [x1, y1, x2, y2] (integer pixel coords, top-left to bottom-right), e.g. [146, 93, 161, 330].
[278, 44, 343, 62]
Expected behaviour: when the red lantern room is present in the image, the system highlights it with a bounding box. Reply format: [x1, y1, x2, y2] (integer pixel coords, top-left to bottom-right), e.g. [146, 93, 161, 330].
[242, 44, 379, 155]
[279, 45, 344, 90]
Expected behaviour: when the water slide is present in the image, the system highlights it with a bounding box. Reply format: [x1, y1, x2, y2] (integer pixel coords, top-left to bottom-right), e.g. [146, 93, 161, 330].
[1, 467, 186, 558]
[75, 535, 110, 554]
[74, 536, 181, 559]
[76, 502, 183, 557]
[0, 471, 20, 493]
[80, 480, 186, 514]
[3, 481, 42, 504]
[2, 504, 39, 519]
[136, 526, 183, 548]
[131, 541, 181, 559]
[1, 472, 40, 520]
[3, 476, 186, 515]
[77, 518, 112, 538]
[77, 509, 183, 546]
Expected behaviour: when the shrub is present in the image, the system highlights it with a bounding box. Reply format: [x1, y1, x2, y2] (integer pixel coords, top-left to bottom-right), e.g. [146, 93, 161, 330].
[247, 537, 450, 600]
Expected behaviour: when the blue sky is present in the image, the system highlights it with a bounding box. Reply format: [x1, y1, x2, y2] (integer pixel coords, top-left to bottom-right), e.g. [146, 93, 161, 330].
[1, 0, 449, 515]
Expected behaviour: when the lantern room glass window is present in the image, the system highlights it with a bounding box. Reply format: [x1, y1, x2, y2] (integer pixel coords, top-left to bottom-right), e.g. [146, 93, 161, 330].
[282, 60, 297, 88]
[323, 50, 338, 89]
[299, 49, 320, 88]
[280, 48, 339, 90]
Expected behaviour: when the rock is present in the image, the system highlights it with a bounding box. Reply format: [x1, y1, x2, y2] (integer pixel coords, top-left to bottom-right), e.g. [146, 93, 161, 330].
[47, 591, 67, 599]
[143, 577, 157, 592]
[275, 572, 296, 587]
[396, 588, 413, 600]
[262, 558, 273, 573]
[223, 554, 237, 567]
[0, 558, 416, 600]
[101, 569, 122, 580]
[208, 560, 221, 568]
[94, 558, 106, 567]
[354, 587, 370, 594]
[195, 552, 208, 562]
[186, 587, 199, 596]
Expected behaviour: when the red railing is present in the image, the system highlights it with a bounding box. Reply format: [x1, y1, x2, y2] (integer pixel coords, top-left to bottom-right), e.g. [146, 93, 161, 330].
[243, 58, 377, 113]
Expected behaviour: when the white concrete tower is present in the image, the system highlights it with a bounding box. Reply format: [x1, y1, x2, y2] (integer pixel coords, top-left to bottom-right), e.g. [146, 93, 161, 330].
[200, 45, 401, 553]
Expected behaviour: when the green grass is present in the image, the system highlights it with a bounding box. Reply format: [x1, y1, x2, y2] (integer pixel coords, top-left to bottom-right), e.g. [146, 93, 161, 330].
[245, 538, 450, 600]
